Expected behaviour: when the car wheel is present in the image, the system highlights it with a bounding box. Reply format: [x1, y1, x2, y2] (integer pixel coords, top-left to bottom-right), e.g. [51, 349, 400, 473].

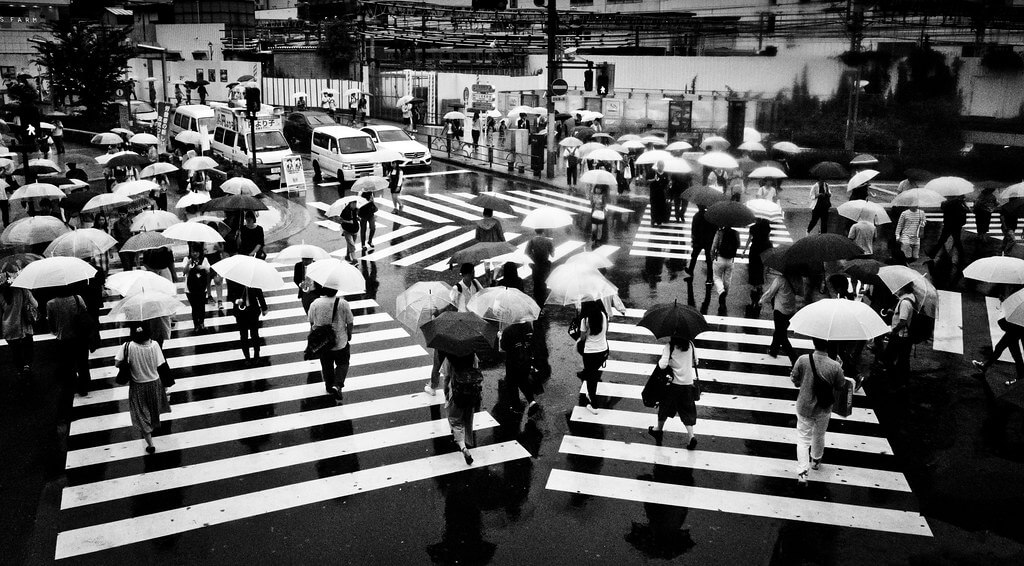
[312, 160, 322, 184]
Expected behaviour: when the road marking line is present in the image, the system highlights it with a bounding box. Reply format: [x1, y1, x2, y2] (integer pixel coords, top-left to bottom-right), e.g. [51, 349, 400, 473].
[933, 290, 964, 355]
[359, 226, 461, 262]
[404, 169, 471, 178]
[630, 247, 751, 264]
[509, 190, 591, 213]
[393, 229, 478, 266]
[424, 232, 522, 272]
[534, 189, 632, 213]
[376, 196, 451, 223]
[427, 193, 516, 219]
[608, 339, 793, 367]
[400, 194, 481, 221]
[451, 191, 533, 215]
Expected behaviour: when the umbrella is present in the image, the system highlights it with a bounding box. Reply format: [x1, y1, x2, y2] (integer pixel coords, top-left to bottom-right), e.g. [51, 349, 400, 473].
[591, 133, 614, 141]
[578, 169, 617, 186]
[326, 195, 369, 217]
[586, 148, 623, 162]
[351, 176, 389, 193]
[466, 286, 541, 329]
[0, 253, 42, 273]
[565, 251, 614, 270]
[837, 200, 891, 225]
[468, 193, 515, 215]
[697, 151, 739, 170]
[291, 92, 309, 101]
[622, 140, 647, 151]
[130, 210, 180, 232]
[998, 182, 1024, 203]
[10, 256, 96, 289]
[95, 150, 133, 165]
[891, 188, 944, 208]
[305, 258, 366, 294]
[506, 105, 533, 119]
[395, 95, 413, 107]
[421, 311, 496, 357]
[809, 161, 848, 180]
[618, 134, 641, 142]
[680, 186, 727, 208]
[450, 242, 516, 266]
[221, 177, 262, 196]
[396, 281, 454, 331]
[737, 141, 766, 153]
[706, 201, 756, 228]
[486, 109, 503, 118]
[847, 169, 879, 191]
[121, 231, 174, 253]
[114, 179, 160, 197]
[545, 264, 618, 306]
[202, 195, 268, 212]
[163, 221, 225, 243]
[748, 166, 787, 179]
[964, 256, 1024, 285]
[522, 206, 573, 230]
[790, 299, 889, 341]
[700, 136, 730, 151]
[923, 176, 974, 197]
[274, 244, 331, 264]
[558, 137, 583, 148]
[104, 153, 151, 169]
[175, 191, 212, 209]
[772, 141, 800, 154]
[484, 249, 532, 268]
[43, 229, 117, 258]
[665, 141, 692, 152]
[1001, 289, 1024, 327]
[212, 255, 284, 291]
[182, 156, 219, 172]
[443, 111, 467, 120]
[37, 176, 75, 187]
[637, 301, 709, 340]
[578, 142, 606, 157]
[877, 265, 937, 317]
[110, 128, 134, 138]
[236, 74, 256, 82]
[106, 270, 176, 297]
[635, 150, 673, 166]
[175, 131, 205, 146]
[1, 216, 70, 245]
[850, 153, 879, 166]
[58, 179, 91, 192]
[572, 126, 596, 140]
[109, 291, 184, 322]
[662, 158, 692, 174]
[10, 183, 64, 202]
[91, 132, 123, 145]
[743, 127, 762, 143]
[841, 258, 885, 283]
[641, 136, 668, 147]
[129, 133, 160, 145]
[904, 168, 936, 183]
[784, 234, 863, 266]
[761, 246, 789, 273]
[10, 165, 61, 177]
[745, 199, 782, 219]
[29, 158, 59, 172]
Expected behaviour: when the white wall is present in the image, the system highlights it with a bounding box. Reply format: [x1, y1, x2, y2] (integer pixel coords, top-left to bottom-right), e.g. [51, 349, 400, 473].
[155, 24, 226, 62]
[958, 57, 1024, 119]
[129, 58, 262, 104]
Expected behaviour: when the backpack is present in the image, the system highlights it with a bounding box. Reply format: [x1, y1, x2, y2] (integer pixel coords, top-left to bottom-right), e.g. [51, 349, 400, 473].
[898, 297, 934, 344]
[450, 366, 483, 407]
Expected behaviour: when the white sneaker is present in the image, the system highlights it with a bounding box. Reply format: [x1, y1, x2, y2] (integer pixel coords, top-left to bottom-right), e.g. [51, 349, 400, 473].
[423, 383, 435, 396]
[585, 404, 598, 415]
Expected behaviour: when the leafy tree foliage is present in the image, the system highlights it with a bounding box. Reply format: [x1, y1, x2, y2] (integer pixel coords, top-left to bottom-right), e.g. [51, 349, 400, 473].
[319, 19, 359, 77]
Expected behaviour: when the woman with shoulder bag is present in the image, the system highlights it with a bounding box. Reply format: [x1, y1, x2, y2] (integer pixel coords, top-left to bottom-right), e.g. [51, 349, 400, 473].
[114, 325, 172, 454]
[358, 191, 377, 251]
[388, 160, 404, 211]
[339, 200, 360, 264]
[576, 300, 609, 414]
[647, 337, 699, 449]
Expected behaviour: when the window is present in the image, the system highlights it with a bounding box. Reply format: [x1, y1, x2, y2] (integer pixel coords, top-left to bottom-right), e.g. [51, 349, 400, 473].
[312, 132, 328, 149]
[569, 0, 593, 5]
[338, 136, 375, 154]
[214, 127, 225, 144]
[0, 67, 15, 79]
[376, 130, 413, 143]
[237, 132, 247, 152]
[189, 117, 197, 131]
[224, 130, 236, 148]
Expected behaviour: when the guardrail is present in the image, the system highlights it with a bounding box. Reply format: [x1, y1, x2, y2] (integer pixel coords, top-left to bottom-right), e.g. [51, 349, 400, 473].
[412, 131, 539, 176]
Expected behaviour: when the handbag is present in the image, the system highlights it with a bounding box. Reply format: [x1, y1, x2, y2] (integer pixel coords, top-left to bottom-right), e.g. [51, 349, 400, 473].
[158, 361, 175, 389]
[567, 315, 582, 342]
[641, 365, 671, 408]
[115, 343, 132, 385]
[304, 299, 338, 360]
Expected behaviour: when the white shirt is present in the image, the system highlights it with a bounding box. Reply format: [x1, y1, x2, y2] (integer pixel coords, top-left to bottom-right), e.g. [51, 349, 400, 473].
[658, 343, 698, 385]
[580, 312, 608, 353]
[450, 279, 482, 312]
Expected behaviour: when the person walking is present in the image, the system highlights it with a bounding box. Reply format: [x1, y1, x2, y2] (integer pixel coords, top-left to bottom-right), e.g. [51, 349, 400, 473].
[294, 257, 317, 314]
[928, 194, 968, 264]
[565, 146, 579, 188]
[647, 337, 700, 450]
[65, 162, 87, 183]
[358, 191, 377, 251]
[174, 84, 183, 106]
[475, 208, 504, 243]
[47, 291, 94, 396]
[0, 175, 10, 228]
[494, 261, 524, 291]
[684, 205, 715, 282]
[339, 200, 360, 264]
[0, 272, 37, 377]
[228, 280, 267, 363]
[236, 211, 266, 259]
[590, 184, 608, 246]
[710, 225, 740, 312]
[308, 284, 355, 401]
[760, 268, 798, 363]
[895, 204, 927, 262]
[51, 120, 65, 155]
[670, 173, 690, 223]
[197, 82, 208, 105]
[649, 161, 670, 226]
[575, 300, 609, 414]
[388, 160, 404, 211]
[471, 110, 481, 150]
[501, 320, 539, 414]
[115, 325, 171, 454]
[743, 216, 773, 307]
[807, 177, 832, 234]
[183, 245, 211, 333]
[526, 229, 554, 306]
[973, 318, 1024, 386]
[443, 353, 483, 465]
[848, 215, 876, 256]
[791, 338, 846, 484]
[974, 186, 998, 242]
[879, 284, 916, 377]
[451, 263, 483, 312]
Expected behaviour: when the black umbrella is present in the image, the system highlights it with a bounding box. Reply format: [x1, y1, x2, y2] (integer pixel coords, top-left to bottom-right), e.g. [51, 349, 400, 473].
[784, 234, 864, 267]
[841, 258, 885, 285]
[468, 194, 515, 215]
[680, 186, 727, 208]
[60, 189, 103, 213]
[904, 168, 936, 183]
[1000, 198, 1024, 215]
[637, 300, 709, 340]
[105, 153, 151, 169]
[201, 194, 268, 212]
[705, 201, 755, 228]
[975, 180, 1006, 191]
[761, 245, 790, 273]
[421, 311, 496, 357]
[809, 161, 848, 180]
[555, 112, 572, 121]
[449, 241, 515, 265]
[236, 74, 255, 82]
[572, 126, 595, 141]
[11, 165, 59, 177]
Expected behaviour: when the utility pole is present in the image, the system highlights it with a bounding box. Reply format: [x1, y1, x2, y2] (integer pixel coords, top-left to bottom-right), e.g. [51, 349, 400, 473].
[844, 0, 864, 151]
[545, 0, 558, 179]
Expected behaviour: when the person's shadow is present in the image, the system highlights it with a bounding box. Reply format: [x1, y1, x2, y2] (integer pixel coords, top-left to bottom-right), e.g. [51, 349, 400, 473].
[624, 463, 696, 559]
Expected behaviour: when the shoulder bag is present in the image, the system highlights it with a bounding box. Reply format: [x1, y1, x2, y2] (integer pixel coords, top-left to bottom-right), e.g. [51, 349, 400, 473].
[809, 353, 835, 410]
[691, 347, 702, 401]
[304, 299, 338, 360]
[72, 296, 101, 352]
[115, 343, 132, 385]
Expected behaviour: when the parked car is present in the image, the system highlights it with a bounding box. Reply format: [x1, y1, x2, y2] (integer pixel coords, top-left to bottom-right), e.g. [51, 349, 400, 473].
[114, 100, 158, 125]
[360, 125, 431, 169]
[284, 111, 337, 151]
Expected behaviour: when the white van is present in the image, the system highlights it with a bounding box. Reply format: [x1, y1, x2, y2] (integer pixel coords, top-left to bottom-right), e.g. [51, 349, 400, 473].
[168, 105, 216, 149]
[310, 126, 384, 186]
[210, 106, 291, 178]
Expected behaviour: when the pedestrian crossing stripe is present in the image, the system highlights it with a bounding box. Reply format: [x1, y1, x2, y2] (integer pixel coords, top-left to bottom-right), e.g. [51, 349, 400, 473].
[400, 194, 482, 221]
[929, 290, 1012, 363]
[375, 194, 452, 224]
[394, 231, 520, 268]
[359, 225, 462, 262]
[425, 193, 516, 219]
[531, 188, 633, 214]
[923, 210, 1021, 239]
[309, 201, 419, 227]
[450, 191, 534, 215]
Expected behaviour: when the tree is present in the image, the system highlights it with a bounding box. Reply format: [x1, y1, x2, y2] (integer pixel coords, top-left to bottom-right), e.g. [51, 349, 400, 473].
[30, 20, 135, 119]
[319, 19, 359, 77]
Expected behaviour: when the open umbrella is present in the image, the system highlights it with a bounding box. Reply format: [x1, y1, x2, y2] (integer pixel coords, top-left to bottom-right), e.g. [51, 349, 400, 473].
[506, 105, 532, 119]
[566, 251, 614, 270]
[305, 258, 366, 294]
[571, 126, 596, 141]
[91, 132, 123, 145]
[680, 186, 727, 208]
[761, 246, 790, 273]
[841, 258, 885, 284]
[641, 136, 668, 147]
[291, 92, 309, 101]
[877, 265, 938, 316]
[998, 182, 1024, 203]
[163, 221, 225, 243]
[748, 166, 787, 179]
[700, 136, 730, 151]
[95, 150, 132, 166]
[104, 153, 150, 169]
[635, 150, 673, 166]
[837, 200, 890, 224]
[221, 177, 262, 196]
[10, 182, 65, 202]
[10, 164, 61, 177]
[115, 179, 160, 197]
[183, 156, 219, 172]
[545, 264, 618, 306]
[212, 255, 284, 291]
[396, 281, 454, 331]
[443, 111, 467, 121]
[665, 141, 692, 152]
[522, 206, 573, 230]
[784, 234, 863, 267]
[697, 151, 739, 170]
[662, 158, 692, 175]
[622, 140, 647, 151]
[467, 287, 540, 329]
[350, 176, 389, 194]
[0, 253, 42, 273]
[128, 133, 160, 145]
[121, 231, 174, 253]
[396, 95, 414, 108]
[1, 216, 70, 245]
[326, 195, 368, 217]
[577, 142, 606, 158]
[11, 256, 96, 289]
[618, 134, 641, 143]
[76, 192, 126, 214]
[109, 291, 184, 322]
[175, 131, 205, 147]
[637, 300, 708, 340]
[737, 141, 766, 153]
[891, 188, 944, 209]
[904, 168, 936, 183]
[745, 199, 782, 220]
[923, 176, 974, 197]
[772, 141, 800, 154]
[850, 154, 879, 166]
[468, 193, 515, 215]
[847, 169, 879, 191]
[451, 242, 516, 266]
[558, 137, 583, 148]
[587, 148, 623, 162]
[706, 201, 755, 227]
[578, 169, 617, 186]
[106, 270, 177, 297]
[43, 229, 116, 258]
[202, 194, 268, 212]
[964, 256, 1024, 285]
[29, 158, 59, 172]
[130, 210, 180, 232]
[1000, 289, 1024, 327]
[790, 299, 889, 341]
[175, 191, 212, 209]
[809, 161, 848, 180]
[421, 311, 496, 357]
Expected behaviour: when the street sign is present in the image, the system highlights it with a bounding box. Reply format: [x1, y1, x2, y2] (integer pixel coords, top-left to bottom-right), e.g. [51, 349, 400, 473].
[281, 154, 305, 191]
[550, 78, 568, 96]
[470, 83, 494, 111]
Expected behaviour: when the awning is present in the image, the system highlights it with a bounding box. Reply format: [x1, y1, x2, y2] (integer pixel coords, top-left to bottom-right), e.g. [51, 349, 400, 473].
[106, 7, 133, 17]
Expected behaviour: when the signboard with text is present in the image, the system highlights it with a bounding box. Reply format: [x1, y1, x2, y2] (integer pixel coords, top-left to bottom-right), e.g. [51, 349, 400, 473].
[470, 83, 495, 111]
[281, 155, 305, 191]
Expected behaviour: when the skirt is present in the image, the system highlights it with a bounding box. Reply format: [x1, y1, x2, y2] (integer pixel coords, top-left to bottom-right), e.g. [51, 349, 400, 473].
[128, 378, 171, 434]
[657, 383, 697, 426]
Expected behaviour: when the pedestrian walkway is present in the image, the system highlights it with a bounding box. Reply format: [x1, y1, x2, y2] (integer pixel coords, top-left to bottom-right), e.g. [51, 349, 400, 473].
[49, 259, 531, 561]
[931, 289, 1014, 363]
[544, 308, 933, 538]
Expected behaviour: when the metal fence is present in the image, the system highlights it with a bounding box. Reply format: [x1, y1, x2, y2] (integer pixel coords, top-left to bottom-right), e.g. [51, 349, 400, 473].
[260, 77, 363, 111]
[412, 129, 537, 174]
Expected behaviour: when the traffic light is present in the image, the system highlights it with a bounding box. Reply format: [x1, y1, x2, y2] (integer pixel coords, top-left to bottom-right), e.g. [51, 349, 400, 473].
[584, 61, 594, 92]
[245, 87, 261, 114]
[596, 64, 609, 96]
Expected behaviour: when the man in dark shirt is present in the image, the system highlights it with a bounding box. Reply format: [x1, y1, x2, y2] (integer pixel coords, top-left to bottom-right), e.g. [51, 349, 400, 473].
[525, 229, 554, 306]
[685, 205, 716, 282]
[65, 163, 88, 183]
[928, 194, 968, 263]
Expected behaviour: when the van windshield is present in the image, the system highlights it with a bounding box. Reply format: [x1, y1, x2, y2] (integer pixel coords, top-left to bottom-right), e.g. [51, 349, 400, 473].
[338, 136, 375, 154]
[254, 131, 290, 152]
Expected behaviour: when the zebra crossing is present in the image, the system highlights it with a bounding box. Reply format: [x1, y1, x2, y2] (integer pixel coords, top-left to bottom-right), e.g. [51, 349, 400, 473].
[544, 307, 933, 538]
[630, 204, 794, 265]
[923, 209, 1023, 239]
[51, 261, 531, 560]
[932, 289, 1017, 363]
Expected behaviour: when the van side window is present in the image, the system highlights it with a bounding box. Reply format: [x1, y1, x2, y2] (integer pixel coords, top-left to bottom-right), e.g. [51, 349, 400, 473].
[328, 138, 338, 153]
[189, 118, 197, 131]
[312, 132, 326, 150]
[173, 114, 183, 128]
[237, 133, 247, 152]
[213, 127, 225, 144]
[224, 130, 236, 148]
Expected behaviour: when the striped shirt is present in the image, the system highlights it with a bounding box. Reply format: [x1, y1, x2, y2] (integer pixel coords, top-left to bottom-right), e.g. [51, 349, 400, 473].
[896, 209, 927, 244]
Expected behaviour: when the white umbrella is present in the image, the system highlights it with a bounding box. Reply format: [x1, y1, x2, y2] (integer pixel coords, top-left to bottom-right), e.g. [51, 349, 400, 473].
[743, 127, 762, 143]
[565, 251, 613, 270]
[0, 216, 70, 245]
[578, 169, 617, 186]
[522, 206, 573, 230]
[790, 298, 889, 341]
[291, 92, 308, 101]
[1001, 288, 1024, 327]
[466, 287, 541, 329]
[306, 258, 366, 294]
[351, 176, 389, 193]
[174, 131, 205, 147]
[128, 133, 160, 145]
[964, 256, 1024, 285]
[618, 134, 641, 142]
[745, 199, 782, 219]
[665, 141, 692, 152]
[622, 140, 647, 151]
[326, 195, 369, 217]
[485, 109, 502, 118]
[163, 221, 225, 243]
[321, 88, 338, 97]
[586, 148, 622, 162]
[837, 200, 891, 224]
[748, 166, 787, 179]
[175, 191, 212, 209]
[274, 244, 331, 264]
[59, 179, 90, 192]
[641, 136, 668, 146]
[114, 179, 160, 197]
[697, 151, 739, 170]
[607, 144, 626, 154]
[95, 150, 133, 166]
[91, 132, 123, 145]
[396, 95, 413, 108]
[559, 137, 583, 148]
[106, 270, 178, 297]
[998, 182, 1024, 203]
[890, 188, 944, 208]
[506, 105, 533, 120]
[139, 162, 179, 178]
[850, 153, 879, 166]
[43, 229, 117, 258]
[10, 183, 64, 201]
[11, 256, 97, 289]
[635, 150, 673, 166]
[130, 210, 180, 232]
[82, 193, 133, 213]
[396, 281, 454, 331]
[29, 158, 60, 172]
[577, 142, 606, 158]
[443, 111, 467, 120]
[662, 158, 692, 174]
[923, 176, 974, 197]
[212, 255, 284, 291]
[847, 169, 879, 191]
[545, 264, 618, 306]
[182, 156, 218, 172]
[109, 291, 184, 322]
[221, 177, 261, 196]
[737, 141, 767, 153]
[700, 136, 730, 151]
[772, 141, 801, 154]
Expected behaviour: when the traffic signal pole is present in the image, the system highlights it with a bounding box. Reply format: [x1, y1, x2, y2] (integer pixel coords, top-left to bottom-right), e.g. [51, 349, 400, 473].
[545, 0, 557, 179]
